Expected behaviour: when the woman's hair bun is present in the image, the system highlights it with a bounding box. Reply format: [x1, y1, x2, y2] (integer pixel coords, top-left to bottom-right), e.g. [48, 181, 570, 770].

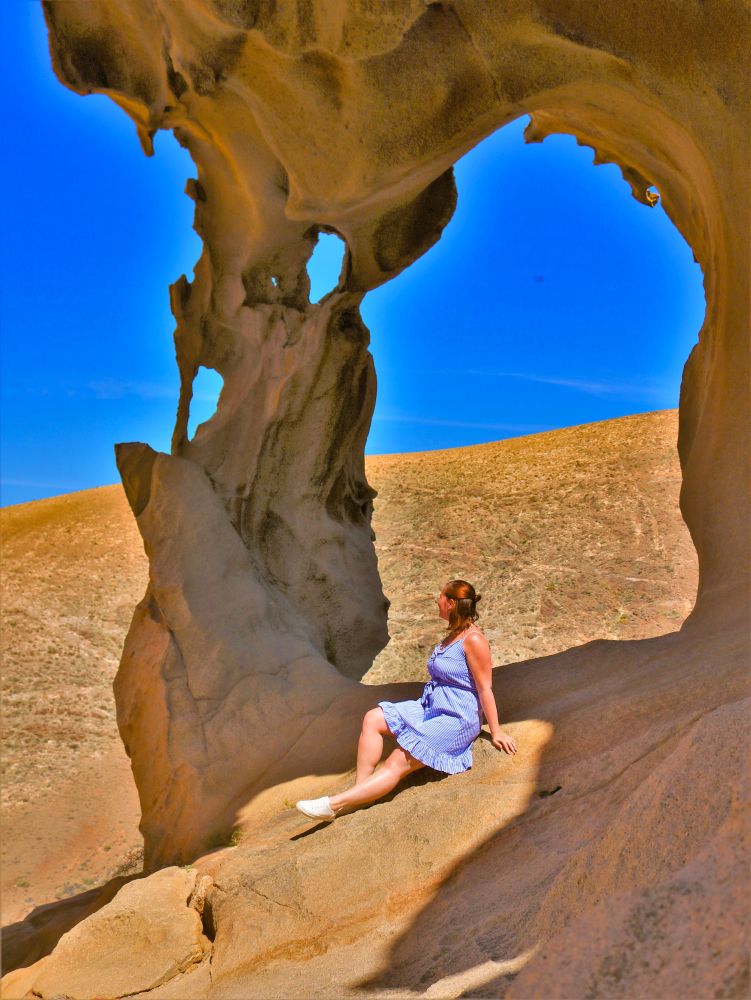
[475, 593, 481, 603]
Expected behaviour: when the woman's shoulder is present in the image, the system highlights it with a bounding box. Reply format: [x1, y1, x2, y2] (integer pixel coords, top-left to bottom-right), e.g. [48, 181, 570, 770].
[462, 626, 488, 647]
[437, 625, 486, 650]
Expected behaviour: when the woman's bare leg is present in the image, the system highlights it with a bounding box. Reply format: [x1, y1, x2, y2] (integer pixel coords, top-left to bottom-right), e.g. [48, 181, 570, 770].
[329, 748, 425, 813]
[355, 707, 391, 784]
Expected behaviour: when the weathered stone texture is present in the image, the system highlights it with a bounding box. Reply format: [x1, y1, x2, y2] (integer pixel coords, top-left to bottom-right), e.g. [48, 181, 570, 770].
[27, 867, 211, 999]
[37, 5, 749, 995]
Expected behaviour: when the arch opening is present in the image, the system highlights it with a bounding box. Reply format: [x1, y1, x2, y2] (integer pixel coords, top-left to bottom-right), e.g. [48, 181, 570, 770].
[362, 113, 705, 684]
[307, 230, 347, 303]
[187, 365, 224, 442]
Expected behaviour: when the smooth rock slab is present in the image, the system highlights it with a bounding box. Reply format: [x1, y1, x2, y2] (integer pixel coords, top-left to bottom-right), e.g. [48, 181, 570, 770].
[29, 867, 210, 999]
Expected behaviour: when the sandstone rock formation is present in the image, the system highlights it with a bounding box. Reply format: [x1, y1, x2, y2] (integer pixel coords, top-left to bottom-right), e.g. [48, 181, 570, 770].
[0, 410, 695, 933]
[31, 2, 750, 996]
[3, 867, 212, 999]
[41, 0, 750, 870]
[6, 624, 747, 998]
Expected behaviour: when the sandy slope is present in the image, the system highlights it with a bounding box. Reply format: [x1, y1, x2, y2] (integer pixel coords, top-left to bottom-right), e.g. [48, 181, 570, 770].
[1, 409, 697, 929]
[366, 408, 697, 682]
[2, 486, 148, 926]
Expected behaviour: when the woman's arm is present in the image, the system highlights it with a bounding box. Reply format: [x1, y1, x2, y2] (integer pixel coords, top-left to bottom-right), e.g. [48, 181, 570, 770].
[464, 633, 518, 755]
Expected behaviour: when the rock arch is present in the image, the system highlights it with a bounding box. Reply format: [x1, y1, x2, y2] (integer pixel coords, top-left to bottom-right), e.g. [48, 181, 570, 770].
[42, 0, 749, 866]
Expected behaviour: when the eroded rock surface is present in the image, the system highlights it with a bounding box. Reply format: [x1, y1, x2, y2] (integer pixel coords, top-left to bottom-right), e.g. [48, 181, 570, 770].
[6, 619, 740, 999]
[15, 867, 211, 1000]
[41, 0, 750, 870]
[32, 2, 751, 997]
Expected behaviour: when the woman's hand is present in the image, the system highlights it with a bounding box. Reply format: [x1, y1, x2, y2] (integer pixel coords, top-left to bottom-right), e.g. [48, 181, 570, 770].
[490, 730, 517, 755]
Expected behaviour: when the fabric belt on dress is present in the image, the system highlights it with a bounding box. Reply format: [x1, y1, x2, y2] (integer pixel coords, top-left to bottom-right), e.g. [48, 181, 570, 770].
[421, 679, 474, 707]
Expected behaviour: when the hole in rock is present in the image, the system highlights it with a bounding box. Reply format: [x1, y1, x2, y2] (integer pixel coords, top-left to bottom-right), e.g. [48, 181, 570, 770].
[361, 114, 704, 685]
[187, 365, 224, 441]
[201, 895, 217, 942]
[307, 230, 346, 303]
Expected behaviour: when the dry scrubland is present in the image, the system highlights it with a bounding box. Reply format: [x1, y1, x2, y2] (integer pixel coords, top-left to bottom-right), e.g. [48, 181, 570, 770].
[367, 408, 696, 682]
[1, 409, 697, 922]
[1, 488, 148, 921]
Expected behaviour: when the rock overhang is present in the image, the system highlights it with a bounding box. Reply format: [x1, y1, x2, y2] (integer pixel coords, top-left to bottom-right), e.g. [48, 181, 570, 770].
[40, 0, 749, 867]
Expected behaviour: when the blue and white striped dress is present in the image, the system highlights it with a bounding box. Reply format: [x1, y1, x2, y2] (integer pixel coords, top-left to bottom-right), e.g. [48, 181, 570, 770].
[378, 629, 484, 773]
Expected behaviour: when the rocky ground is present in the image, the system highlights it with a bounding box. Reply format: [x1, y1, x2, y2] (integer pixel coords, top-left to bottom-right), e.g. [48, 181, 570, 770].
[1, 409, 701, 974]
[5, 613, 746, 999]
[366, 408, 696, 682]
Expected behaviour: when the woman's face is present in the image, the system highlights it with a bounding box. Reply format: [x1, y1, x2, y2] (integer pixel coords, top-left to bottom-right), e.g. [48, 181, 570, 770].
[437, 588, 455, 621]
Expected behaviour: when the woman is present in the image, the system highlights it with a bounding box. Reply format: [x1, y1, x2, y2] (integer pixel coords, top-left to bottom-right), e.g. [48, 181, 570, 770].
[296, 579, 518, 821]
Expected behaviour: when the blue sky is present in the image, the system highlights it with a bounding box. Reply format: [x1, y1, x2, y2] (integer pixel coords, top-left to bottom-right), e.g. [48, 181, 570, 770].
[1, 2, 705, 507]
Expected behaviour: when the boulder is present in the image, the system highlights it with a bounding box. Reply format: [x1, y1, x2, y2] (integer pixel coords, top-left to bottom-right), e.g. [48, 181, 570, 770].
[26, 867, 211, 999]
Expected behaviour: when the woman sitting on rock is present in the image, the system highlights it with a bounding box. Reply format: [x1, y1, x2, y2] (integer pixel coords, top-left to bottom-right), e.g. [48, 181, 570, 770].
[296, 579, 518, 821]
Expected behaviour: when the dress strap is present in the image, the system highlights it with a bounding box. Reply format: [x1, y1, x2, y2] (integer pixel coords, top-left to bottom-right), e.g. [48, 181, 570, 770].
[460, 625, 482, 642]
[437, 625, 482, 651]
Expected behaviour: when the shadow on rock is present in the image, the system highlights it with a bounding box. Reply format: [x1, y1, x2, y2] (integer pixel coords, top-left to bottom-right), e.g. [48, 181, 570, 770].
[1, 873, 145, 975]
[354, 623, 748, 997]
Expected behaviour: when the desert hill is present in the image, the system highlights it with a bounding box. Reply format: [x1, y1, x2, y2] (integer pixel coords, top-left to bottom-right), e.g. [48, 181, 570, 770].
[2, 411, 739, 996]
[1, 409, 697, 933]
[365, 407, 697, 682]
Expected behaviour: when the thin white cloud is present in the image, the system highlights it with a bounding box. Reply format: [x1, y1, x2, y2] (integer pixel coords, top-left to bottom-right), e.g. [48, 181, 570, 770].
[84, 378, 220, 404]
[460, 369, 672, 399]
[86, 379, 178, 401]
[192, 389, 222, 404]
[373, 414, 547, 433]
[0, 478, 76, 489]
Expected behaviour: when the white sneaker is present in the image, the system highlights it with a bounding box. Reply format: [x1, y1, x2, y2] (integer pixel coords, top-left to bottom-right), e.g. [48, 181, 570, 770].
[296, 795, 337, 821]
